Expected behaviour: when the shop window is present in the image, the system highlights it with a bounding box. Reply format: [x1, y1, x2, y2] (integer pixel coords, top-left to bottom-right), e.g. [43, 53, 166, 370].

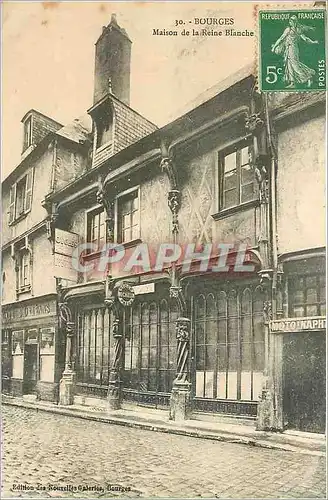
[194, 284, 265, 401]
[76, 306, 114, 385]
[124, 298, 178, 394]
[12, 330, 24, 379]
[40, 327, 55, 383]
[2, 330, 9, 344]
[86, 207, 106, 251]
[289, 274, 326, 317]
[117, 188, 140, 244]
[8, 169, 34, 224]
[218, 141, 257, 211]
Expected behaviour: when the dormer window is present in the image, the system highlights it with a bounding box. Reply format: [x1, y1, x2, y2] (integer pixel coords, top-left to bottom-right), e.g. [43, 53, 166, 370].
[24, 116, 33, 150]
[96, 111, 113, 149]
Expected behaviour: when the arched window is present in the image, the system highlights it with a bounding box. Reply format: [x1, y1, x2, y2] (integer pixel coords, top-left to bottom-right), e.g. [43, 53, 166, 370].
[124, 296, 177, 394]
[193, 283, 266, 402]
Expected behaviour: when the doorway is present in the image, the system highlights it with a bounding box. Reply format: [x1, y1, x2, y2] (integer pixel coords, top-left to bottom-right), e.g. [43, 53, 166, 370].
[283, 332, 326, 433]
[23, 344, 38, 394]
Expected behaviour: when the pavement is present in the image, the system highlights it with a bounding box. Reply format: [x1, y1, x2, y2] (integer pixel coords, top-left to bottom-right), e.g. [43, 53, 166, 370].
[1, 395, 326, 457]
[2, 405, 327, 499]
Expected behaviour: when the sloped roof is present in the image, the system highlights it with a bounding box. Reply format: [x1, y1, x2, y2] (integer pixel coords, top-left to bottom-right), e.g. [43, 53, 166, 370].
[168, 63, 255, 121]
[272, 91, 326, 116]
[111, 97, 158, 154]
[56, 114, 92, 144]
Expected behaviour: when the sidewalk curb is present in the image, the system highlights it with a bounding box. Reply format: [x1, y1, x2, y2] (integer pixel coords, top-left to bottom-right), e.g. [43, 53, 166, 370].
[2, 398, 326, 457]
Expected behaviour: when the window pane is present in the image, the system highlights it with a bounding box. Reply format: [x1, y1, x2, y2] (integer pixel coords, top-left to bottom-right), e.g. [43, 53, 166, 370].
[224, 188, 238, 209]
[241, 342, 252, 373]
[132, 196, 139, 211]
[224, 170, 237, 191]
[306, 288, 318, 304]
[123, 229, 131, 242]
[196, 345, 205, 370]
[305, 276, 317, 288]
[293, 306, 305, 317]
[241, 164, 253, 185]
[123, 214, 130, 229]
[293, 288, 304, 304]
[241, 146, 251, 166]
[224, 152, 237, 172]
[306, 304, 318, 316]
[205, 345, 216, 371]
[241, 183, 254, 203]
[132, 225, 140, 240]
[131, 212, 139, 227]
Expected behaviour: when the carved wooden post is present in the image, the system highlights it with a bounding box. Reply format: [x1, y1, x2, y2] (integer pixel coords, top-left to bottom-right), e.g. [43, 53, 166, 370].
[169, 316, 191, 421]
[107, 312, 124, 410]
[256, 276, 284, 432]
[96, 181, 115, 243]
[161, 154, 192, 420]
[59, 300, 76, 406]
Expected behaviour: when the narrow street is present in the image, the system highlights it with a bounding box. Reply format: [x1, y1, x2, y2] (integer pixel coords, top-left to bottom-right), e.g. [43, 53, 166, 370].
[2, 405, 326, 499]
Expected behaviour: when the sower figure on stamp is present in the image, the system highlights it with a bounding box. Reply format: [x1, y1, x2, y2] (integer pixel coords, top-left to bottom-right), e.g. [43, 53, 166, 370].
[271, 15, 318, 88]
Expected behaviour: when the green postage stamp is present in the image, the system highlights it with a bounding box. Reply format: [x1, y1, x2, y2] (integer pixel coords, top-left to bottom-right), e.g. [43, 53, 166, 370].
[259, 9, 326, 91]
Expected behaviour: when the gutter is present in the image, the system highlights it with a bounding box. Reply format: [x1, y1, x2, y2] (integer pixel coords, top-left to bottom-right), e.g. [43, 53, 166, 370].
[273, 94, 326, 123]
[103, 148, 161, 188]
[56, 182, 99, 211]
[168, 106, 249, 155]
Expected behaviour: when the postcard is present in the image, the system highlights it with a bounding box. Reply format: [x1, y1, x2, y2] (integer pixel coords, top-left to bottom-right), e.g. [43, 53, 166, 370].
[1, 1, 326, 499]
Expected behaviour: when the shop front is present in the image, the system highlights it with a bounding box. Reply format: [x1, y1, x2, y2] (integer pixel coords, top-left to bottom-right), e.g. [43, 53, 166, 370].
[74, 281, 178, 409]
[271, 315, 326, 434]
[2, 295, 60, 401]
[73, 275, 268, 417]
[270, 257, 326, 434]
[188, 277, 267, 418]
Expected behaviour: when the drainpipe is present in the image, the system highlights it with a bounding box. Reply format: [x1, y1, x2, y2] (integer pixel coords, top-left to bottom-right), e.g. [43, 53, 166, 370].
[264, 94, 278, 316]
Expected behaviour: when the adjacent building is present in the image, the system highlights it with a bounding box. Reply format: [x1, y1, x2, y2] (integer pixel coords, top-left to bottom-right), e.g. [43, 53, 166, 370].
[2, 14, 326, 433]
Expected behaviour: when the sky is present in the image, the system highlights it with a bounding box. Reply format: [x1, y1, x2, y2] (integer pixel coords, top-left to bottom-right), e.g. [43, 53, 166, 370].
[1, 1, 261, 179]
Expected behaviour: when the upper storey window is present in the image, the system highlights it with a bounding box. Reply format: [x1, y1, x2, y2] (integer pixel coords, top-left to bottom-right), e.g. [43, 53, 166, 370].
[96, 111, 113, 149]
[87, 207, 106, 251]
[117, 188, 140, 244]
[219, 141, 257, 211]
[8, 169, 34, 225]
[23, 116, 33, 151]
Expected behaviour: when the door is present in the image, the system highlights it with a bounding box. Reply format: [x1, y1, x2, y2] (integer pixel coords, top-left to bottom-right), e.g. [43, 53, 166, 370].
[122, 297, 178, 408]
[283, 332, 326, 433]
[23, 344, 38, 394]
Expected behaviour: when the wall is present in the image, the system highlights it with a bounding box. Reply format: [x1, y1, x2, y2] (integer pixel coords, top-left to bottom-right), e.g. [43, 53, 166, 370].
[2, 145, 53, 247]
[2, 252, 16, 305]
[2, 230, 55, 304]
[277, 114, 326, 254]
[178, 131, 258, 249]
[32, 232, 56, 296]
[140, 172, 171, 246]
[54, 140, 89, 192]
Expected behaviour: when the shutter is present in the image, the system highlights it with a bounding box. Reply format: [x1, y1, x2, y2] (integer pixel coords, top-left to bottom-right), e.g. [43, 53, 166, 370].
[8, 184, 16, 224]
[24, 168, 34, 212]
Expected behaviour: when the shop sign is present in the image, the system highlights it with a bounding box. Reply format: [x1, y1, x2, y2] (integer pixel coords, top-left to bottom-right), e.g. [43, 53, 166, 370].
[3, 300, 56, 325]
[270, 316, 326, 334]
[54, 253, 78, 281]
[54, 229, 79, 257]
[133, 283, 155, 295]
[117, 283, 135, 307]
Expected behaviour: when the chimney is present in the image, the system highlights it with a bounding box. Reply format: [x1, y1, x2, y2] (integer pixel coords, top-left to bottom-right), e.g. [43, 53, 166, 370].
[93, 14, 132, 105]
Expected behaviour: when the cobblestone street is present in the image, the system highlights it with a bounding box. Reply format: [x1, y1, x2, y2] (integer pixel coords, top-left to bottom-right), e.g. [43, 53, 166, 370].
[2, 405, 326, 499]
